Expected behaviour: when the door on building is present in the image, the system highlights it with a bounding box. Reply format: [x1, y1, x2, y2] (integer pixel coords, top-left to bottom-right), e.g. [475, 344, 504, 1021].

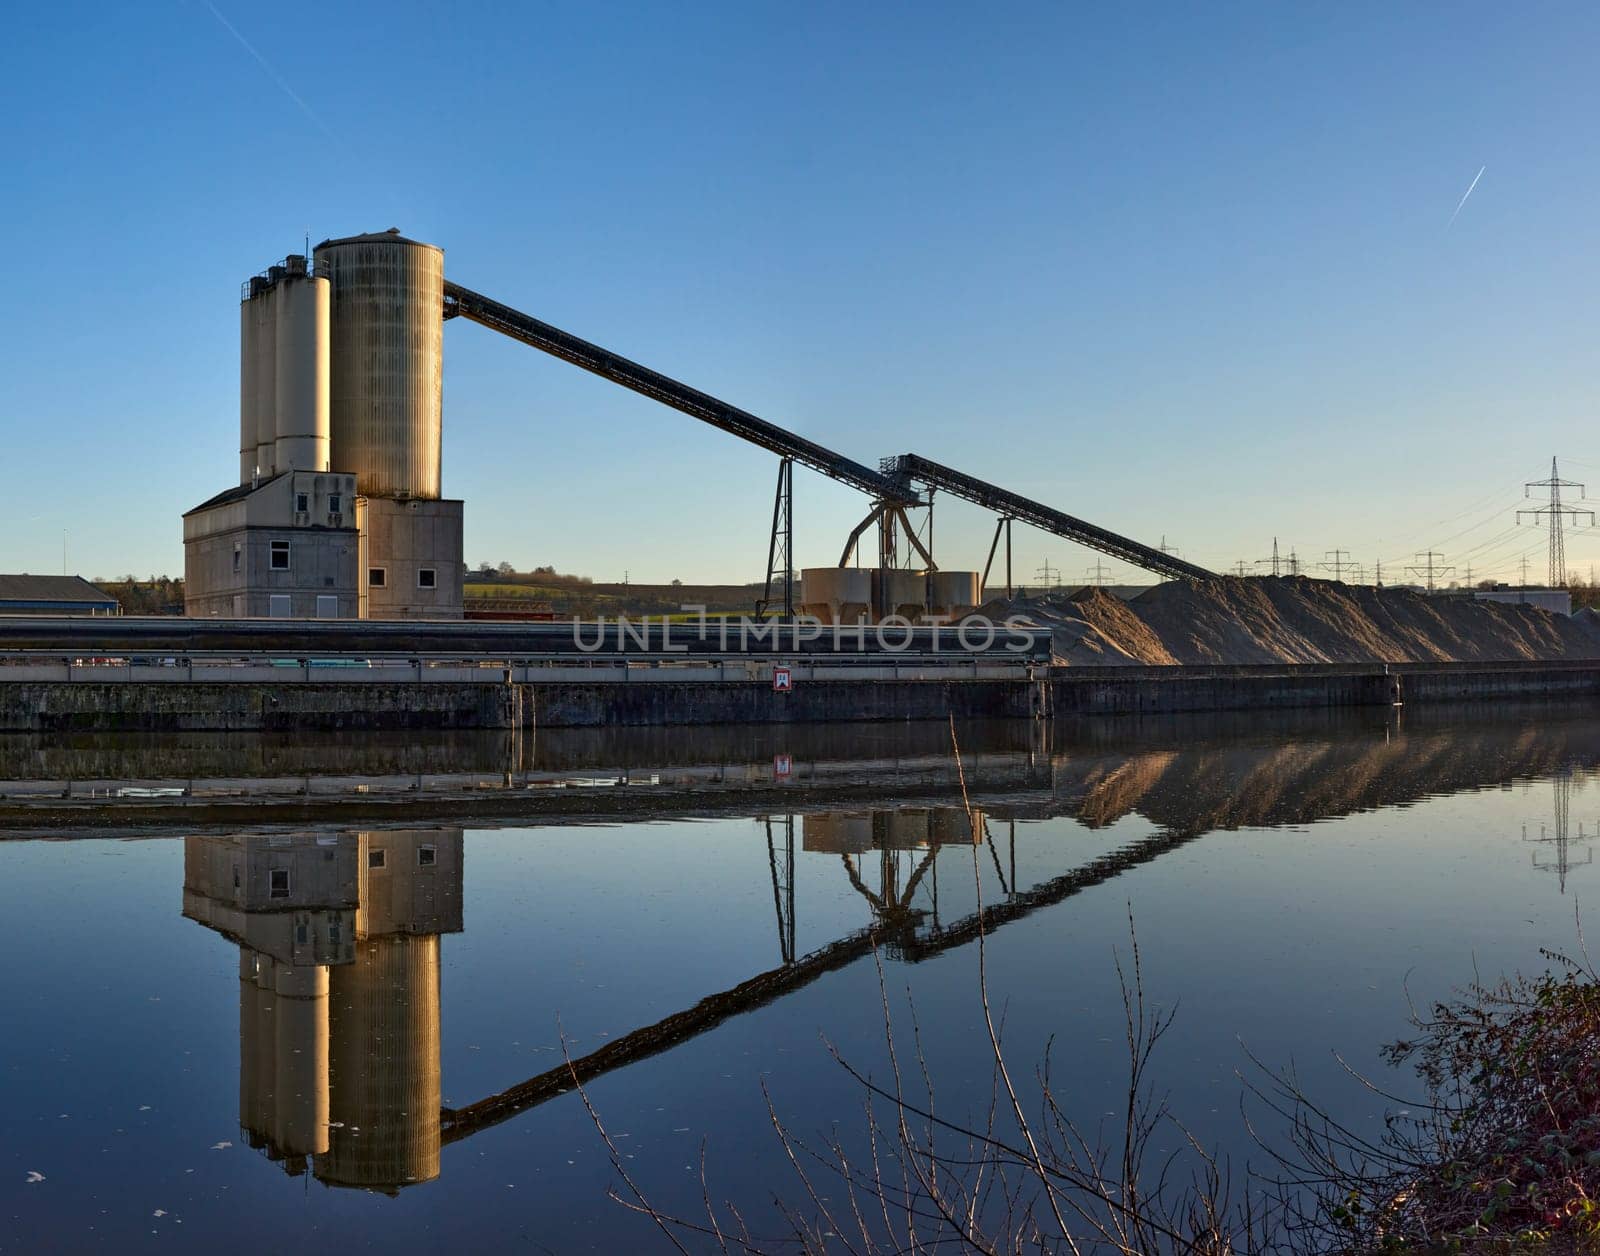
[315, 594, 338, 620]
[268, 594, 292, 619]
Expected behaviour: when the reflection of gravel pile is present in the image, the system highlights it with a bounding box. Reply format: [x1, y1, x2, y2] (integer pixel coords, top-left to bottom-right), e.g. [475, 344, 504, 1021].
[987, 577, 1600, 666]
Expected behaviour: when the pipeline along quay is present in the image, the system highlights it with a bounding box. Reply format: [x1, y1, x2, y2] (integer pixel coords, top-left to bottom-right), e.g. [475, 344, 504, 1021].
[2, 615, 1600, 731]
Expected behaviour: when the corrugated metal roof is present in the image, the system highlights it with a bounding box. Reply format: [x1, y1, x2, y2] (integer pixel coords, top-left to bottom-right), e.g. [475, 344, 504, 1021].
[0, 575, 118, 605]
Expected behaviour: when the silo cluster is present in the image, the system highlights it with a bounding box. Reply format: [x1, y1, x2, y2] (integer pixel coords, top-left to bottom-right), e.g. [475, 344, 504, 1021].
[798, 567, 983, 624]
[238, 254, 331, 481]
[191, 228, 463, 619]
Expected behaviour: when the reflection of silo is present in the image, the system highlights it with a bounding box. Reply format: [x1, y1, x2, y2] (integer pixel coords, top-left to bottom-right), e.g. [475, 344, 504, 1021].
[272, 268, 331, 474]
[273, 962, 330, 1159]
[799, 568, 871, 625]
[239, 950, 269, 1146]
[803, 812, 875, 853]
[320, 935, 441, 1191]
[315, 231, 444, 500]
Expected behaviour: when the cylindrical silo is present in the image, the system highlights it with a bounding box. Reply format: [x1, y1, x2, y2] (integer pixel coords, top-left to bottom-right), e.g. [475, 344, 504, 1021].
[928, 571, 982, 619]
[799, 568, 872, 625]
[318, 934, 442, 1191]
[273, 273, 331, 473]
[314, 230, 444, 500]
[253, 282, 279, 479]
[239, 298, 256, 482]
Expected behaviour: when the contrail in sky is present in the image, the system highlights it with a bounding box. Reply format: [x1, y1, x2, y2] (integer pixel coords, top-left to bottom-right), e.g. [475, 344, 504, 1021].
[1447, 165, 1486, 228]
[202, 1, 339, 142]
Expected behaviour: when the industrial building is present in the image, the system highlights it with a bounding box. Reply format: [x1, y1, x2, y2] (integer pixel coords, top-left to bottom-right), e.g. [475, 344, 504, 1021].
[184, 232, 464, 619]
[183, 828, 463, 1191]
[0, 575, 119, 616]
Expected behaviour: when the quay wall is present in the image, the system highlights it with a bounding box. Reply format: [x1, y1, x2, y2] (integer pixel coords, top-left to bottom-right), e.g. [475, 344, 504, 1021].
[0, 664, 1597, 731]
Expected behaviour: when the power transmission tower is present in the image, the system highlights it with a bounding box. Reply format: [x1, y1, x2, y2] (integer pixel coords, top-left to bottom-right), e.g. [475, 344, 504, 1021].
[1256, 537, 1282, 577]
[1035, 559, 1060, 591]
[1286, 548, 1302, 577]
[1375, 560, 1384, 588]
[1518, 457, 1593, 588]
[1463, 562, 1473, 588]
[1318, 549, 1352, 581]
[1407, 551, 1454, 592]
[1231, 560, 1251, 577]
[1520, 554, 1530, 588]
[1158, 535, 1180, 557]
[1084, 559, 1111, 587]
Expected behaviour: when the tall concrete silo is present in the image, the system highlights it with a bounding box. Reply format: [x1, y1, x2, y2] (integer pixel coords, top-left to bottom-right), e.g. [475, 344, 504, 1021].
[272, 258, 331, 474]
[314, 230, 444, 500]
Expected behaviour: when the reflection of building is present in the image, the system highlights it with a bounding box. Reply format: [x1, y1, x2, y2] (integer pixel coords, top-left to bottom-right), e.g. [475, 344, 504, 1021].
[803, 807, 981, 854]
[183, 829, 462, 1193]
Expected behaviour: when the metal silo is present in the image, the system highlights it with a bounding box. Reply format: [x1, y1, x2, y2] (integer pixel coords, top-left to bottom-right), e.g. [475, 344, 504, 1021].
[272, 265, 331, 474]
[252, 278, 279, 478]
[239, 297, 255, 482]
[314, 230, 444, 499]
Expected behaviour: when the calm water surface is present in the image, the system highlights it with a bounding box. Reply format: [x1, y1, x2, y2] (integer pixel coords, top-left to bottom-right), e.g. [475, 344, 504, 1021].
[2, 707, 1598, 1252]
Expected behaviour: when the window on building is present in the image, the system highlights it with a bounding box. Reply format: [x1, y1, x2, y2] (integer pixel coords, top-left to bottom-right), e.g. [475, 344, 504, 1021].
[418, 568, 437, 589]
[368, 567, 386, 588]
[368, 849, 386, 869]
[296, 924, 307, 944]
[329, 494, 341, 514]
[270, 541, 290, 570]
[296, 493, 309, 513]
[418, 845, 437, 867]
[232, 544, 241, 573]
[269, 868, 290, 899]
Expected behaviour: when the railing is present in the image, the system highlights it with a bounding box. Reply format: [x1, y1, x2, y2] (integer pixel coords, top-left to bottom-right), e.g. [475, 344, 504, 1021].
[0, 650, 1044, 685]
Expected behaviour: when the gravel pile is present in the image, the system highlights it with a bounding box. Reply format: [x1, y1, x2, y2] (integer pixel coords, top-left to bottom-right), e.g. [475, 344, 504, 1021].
[985, 577, 1600, 666]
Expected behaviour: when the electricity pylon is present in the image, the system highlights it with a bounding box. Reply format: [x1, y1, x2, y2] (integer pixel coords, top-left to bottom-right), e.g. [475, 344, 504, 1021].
[1407, 551, 1454, 592]
[1518, 457, 1593, 588]
[1318, 549, 1352, 581]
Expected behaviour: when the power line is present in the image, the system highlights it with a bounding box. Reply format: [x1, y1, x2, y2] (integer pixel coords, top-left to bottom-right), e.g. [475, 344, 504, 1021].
[1407, 551, 1454, 592]
[1083, 559, 1111, 587]
[1518, 456, 1593, 588]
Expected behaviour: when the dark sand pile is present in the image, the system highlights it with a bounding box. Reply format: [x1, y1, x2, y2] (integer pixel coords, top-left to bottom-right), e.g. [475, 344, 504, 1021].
[992, 577, 1600, 666]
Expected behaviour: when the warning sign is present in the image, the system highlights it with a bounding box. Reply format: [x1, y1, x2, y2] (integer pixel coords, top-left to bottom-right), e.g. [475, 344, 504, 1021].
[772, 666, 793, 693]
[774, 753, 793, 779]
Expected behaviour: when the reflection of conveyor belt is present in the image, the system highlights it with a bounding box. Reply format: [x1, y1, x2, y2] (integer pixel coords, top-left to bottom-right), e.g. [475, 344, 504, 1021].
[886, 452, 1213, 581]
[439, 821, 1207, 1145]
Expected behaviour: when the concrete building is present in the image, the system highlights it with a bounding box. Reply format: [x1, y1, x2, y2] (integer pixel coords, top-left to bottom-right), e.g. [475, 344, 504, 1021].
[0, 575, 119, 616]
[183, 828, 463, 1191]
[184, 232, 464, 619]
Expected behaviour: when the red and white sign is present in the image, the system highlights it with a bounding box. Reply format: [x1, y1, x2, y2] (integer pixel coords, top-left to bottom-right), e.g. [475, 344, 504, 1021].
[774, 753, 793, 779]
[772, 666, 793, 692]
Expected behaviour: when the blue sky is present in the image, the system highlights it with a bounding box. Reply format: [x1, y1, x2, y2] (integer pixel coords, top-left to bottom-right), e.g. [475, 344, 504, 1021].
[3, 2, 1597, 586]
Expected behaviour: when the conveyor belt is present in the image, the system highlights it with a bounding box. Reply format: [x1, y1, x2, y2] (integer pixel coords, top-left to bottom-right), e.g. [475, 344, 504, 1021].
[444, 282, 916, 504]
[886, 453, 1213, 581]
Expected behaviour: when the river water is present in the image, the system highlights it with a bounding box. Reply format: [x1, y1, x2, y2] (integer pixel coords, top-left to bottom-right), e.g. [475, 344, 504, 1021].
[1, 705, 1596, 1252]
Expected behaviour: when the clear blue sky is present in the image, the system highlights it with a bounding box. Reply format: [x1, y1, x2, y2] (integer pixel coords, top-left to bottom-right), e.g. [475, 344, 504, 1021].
[3, 2, 1597, 587]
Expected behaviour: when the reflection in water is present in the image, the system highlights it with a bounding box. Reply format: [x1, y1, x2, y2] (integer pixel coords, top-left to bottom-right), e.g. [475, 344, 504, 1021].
[165, 708, 1600, 1196]
[1523, 770, 1592, 891]
[183, 830, 463, 1193]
